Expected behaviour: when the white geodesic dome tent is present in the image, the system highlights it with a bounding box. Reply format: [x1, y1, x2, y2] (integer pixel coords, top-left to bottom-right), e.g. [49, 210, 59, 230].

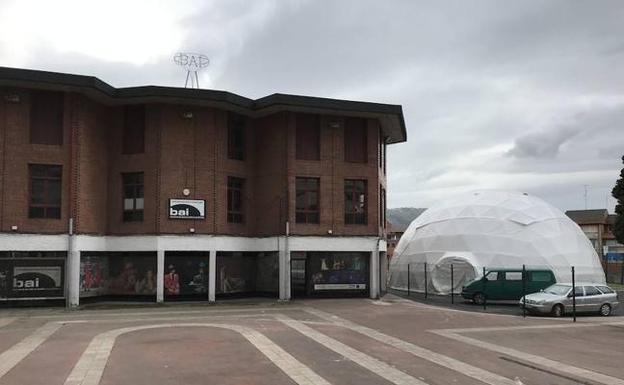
[388, 190, 605, 295]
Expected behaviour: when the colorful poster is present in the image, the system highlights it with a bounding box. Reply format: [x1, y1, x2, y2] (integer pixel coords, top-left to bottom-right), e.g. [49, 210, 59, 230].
[80, 256, 109, 298]
[309, 252, 368, 291]
[216, 253, 255, 294]
[108, 254, 156, 296]
[164, 254, 209, 296]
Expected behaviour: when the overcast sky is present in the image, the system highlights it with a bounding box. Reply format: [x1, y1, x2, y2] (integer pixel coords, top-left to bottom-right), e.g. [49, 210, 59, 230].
[1, 0, 623, 212]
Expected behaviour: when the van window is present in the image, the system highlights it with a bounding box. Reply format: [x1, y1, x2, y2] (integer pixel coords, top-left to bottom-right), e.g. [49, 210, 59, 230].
[531, 271, 551, 282]
[485, 271, 499, 280]
[505, 272, 522, 281]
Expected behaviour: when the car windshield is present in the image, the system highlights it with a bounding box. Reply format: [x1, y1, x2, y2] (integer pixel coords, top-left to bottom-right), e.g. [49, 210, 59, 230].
[544, 284, 571, 295]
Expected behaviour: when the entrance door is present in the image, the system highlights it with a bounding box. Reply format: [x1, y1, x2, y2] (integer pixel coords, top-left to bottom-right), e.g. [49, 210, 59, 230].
[290, 258, 306, 298]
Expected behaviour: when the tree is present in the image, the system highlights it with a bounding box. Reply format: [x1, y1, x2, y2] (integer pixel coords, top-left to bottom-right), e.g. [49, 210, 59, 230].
[612, 155, 624, 245]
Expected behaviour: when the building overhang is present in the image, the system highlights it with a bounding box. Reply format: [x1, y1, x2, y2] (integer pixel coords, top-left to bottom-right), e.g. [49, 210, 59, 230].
[0, 66, 407, 144]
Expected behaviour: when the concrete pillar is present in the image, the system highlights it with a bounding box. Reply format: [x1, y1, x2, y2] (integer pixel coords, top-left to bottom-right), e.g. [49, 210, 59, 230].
[156, 249, 165, 303]
[370, 249, 380, 299]
[67, 249, 80, 307]
[278, 237, 291, 301]
[208, 249, 216, 302]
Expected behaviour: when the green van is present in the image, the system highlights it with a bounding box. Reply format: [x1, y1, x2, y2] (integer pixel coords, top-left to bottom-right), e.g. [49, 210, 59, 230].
[461, 269, 556, 305]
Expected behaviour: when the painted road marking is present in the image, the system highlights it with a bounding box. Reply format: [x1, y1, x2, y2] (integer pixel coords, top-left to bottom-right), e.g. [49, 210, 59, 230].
[304, 308, 517, 385]
[0, 322, 63, 379]
[432, 328, 624, 385]
[64, 323, 331, 385]
[434, 320, 624, 334]
[276, 314, 429, 385]
[0, 317, 16, 328]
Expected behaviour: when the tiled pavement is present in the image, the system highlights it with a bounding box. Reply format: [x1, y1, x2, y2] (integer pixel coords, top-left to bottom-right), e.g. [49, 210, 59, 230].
[0, 295, 623, 385]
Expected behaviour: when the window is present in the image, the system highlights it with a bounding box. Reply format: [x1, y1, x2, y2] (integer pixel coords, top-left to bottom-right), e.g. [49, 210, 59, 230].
[296, 177, 320, 224]
[295, 113, 320, 160]
[227, 112, 246, 161]
[344, 117, 367, 163]
[530, 271, 551, 282]
[505, 272, 523, 281]
[380, 187, 386, 228]
[344, 179, 367, 225]
[30, 90, 64, 145]
[29, 164, 62, 219]
[122, 105, 145, 154]
[573, 286, 584, 297]
[227, 177, 245, 223]
[122, 172, 144, 222]
[584, 286, 601, 296]
[597, 286, 614, 294]
[485, 271, 500, 280]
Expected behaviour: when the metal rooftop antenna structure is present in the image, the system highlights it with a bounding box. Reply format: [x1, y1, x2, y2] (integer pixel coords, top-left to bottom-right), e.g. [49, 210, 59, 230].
[173, 52, 209, 89]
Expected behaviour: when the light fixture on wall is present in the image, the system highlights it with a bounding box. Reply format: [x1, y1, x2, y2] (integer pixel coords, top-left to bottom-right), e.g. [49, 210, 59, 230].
[189, 227, 196, 233]
[182, 188, 191, 196]
[10, 225, 17, 231]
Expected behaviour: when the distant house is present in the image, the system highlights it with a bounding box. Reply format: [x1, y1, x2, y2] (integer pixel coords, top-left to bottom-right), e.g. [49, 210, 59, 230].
[565, 209, 624, 260]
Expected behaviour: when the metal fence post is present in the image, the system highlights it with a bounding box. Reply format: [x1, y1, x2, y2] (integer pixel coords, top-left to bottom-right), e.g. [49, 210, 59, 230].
[451, 263, 454, 304]
[424, 262, 428, 299]
[482, 267, 487, 311]
[407, 263, 410, 296]
[522, 264, 526, 318]
[572, 266, 576, 323]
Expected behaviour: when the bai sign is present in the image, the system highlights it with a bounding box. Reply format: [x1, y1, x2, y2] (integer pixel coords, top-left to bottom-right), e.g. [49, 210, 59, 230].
[169, 199, 205, 220]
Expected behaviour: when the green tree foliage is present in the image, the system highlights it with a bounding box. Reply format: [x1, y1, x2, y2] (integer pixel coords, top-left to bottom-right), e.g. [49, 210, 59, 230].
[612, 155, 624, 245]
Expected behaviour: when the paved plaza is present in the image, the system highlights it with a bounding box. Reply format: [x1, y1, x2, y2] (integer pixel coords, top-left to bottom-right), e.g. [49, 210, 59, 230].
[0, 295, 623, 385]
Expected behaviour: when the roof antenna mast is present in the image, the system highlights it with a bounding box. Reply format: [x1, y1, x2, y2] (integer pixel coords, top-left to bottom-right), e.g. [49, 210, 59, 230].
[173, 52, 209, 89]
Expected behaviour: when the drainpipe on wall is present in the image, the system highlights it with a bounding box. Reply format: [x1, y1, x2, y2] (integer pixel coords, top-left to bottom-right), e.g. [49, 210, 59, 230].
[66, 218, 74, 308]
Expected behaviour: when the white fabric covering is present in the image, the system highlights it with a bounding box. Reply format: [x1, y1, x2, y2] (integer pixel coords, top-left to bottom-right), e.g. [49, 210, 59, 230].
[389, 190, 605, 294]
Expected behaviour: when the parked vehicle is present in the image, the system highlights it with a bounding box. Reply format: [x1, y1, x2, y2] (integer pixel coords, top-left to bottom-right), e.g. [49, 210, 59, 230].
[461, 269, 556, 305]
[520, 283, 619, 317]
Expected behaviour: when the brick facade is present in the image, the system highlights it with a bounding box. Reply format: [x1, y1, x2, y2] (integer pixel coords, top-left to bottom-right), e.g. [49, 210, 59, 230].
[0, 86, 393, 238]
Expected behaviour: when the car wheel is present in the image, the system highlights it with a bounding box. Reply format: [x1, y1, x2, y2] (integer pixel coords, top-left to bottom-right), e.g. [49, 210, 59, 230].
[473, 292, 486, 305]
[551, 304, 564, 317]
[599, 304, 611, 317]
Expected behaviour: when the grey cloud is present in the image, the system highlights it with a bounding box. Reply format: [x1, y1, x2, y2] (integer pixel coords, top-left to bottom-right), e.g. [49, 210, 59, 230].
[506, 127, 582, 159]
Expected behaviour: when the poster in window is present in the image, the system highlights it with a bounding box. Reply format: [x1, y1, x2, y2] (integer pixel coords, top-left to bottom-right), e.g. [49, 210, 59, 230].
[309, 252, 368, 291]
[108, 254, 156, 296]
[80, 255, 110, 298]
[9, 259, 65, 298]
[0, 259, 8, 299]
[164, 254, 209, 296]
[216, 253, 255, 294]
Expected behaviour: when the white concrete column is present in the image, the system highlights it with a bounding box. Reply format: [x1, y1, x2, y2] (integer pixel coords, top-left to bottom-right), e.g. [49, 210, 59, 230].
[370, 250, 380, 299]
[67, 249, 80, 307]
[156, 249, 165, 303]
[208, 249, 216, 302]
[278, 237, 291, 301]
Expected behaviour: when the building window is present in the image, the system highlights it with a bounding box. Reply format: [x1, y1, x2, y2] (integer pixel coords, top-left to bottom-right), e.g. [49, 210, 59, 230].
[344, 117, 367, 163]
[29, 164, 62, 219]
[227, 176, 245, 223]
[30, 90, 64, 145]
[228, 112, 246, 161]
[122, 172, 144, 222]
[122, 105, 145, 154]
[296, 113, 320, 160]
[345, 179, 367, 225]
[296, 177, 320, 224]
[380, 187, 386, 228]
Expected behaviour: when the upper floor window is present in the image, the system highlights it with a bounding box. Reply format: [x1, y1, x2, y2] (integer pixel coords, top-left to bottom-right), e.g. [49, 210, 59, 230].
[228, 112, 246, 161]
[344, 117, 367, 163]
[30, 90, 64, 145]
[122, 172, 144, 222]
[122, 105, 145, 154]
[29, 164, 62, 219]
[227, 176, 245, 223]
[296, 177, 320, 224]
[296, 113, 320, 161]
[344, 179, 367, 225]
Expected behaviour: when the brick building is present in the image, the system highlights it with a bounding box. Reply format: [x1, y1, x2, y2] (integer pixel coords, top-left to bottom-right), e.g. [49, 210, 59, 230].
[565, 209, 624, 259]
[0, 67, 406, 306]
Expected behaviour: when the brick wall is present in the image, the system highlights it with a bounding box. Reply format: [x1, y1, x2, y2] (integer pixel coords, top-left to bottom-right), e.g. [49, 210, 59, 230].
[0, 87, 386, 238]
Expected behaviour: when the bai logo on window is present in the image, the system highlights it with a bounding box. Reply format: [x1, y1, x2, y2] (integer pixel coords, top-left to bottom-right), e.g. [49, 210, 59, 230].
[169, 199, 205, 219]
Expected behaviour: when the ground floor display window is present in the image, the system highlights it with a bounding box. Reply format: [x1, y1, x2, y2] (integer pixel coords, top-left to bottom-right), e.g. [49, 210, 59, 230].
[0, 251, 66, 301]
[307, 252, 369, 295]
[216, 252, 278, 297]
[80, 252, 156, 301]
[164, 252, 209, 301]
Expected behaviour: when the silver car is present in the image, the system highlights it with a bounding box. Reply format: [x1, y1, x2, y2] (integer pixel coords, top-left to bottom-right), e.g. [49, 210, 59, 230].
[520, 283, 619, 317]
